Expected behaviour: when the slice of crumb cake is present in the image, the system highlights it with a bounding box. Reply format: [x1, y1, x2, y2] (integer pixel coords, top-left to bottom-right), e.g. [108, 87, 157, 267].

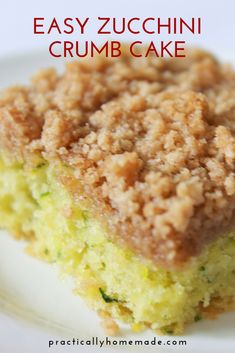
[1, 49, 235, 334]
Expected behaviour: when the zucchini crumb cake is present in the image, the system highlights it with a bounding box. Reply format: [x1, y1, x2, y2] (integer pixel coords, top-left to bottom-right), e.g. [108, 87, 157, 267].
[1, 48, 235, 335]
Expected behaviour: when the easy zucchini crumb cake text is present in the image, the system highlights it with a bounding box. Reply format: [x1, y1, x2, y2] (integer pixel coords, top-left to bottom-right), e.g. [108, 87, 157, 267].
[1, 48, 235, 335]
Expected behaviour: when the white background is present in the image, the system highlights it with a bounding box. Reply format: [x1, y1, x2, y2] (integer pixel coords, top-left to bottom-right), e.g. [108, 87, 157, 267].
[0, 0, 234, 59]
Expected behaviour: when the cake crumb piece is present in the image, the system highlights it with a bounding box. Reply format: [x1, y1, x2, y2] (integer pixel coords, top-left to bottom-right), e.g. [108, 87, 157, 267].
[101, 318, 120, 336]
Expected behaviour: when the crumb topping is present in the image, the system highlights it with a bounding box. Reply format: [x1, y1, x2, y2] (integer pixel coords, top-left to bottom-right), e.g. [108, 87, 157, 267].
[1, 49, 235, 267]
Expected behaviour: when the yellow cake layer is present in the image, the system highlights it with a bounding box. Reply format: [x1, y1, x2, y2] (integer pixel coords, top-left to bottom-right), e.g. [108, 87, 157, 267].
[0, 156, 235, 334]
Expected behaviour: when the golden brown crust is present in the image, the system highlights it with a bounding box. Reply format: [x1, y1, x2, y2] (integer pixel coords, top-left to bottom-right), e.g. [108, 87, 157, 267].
[1, 49, 235, 267]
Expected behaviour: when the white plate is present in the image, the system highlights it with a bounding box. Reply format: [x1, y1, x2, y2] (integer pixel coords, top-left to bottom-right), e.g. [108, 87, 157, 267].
[0, 50, 235, 353]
